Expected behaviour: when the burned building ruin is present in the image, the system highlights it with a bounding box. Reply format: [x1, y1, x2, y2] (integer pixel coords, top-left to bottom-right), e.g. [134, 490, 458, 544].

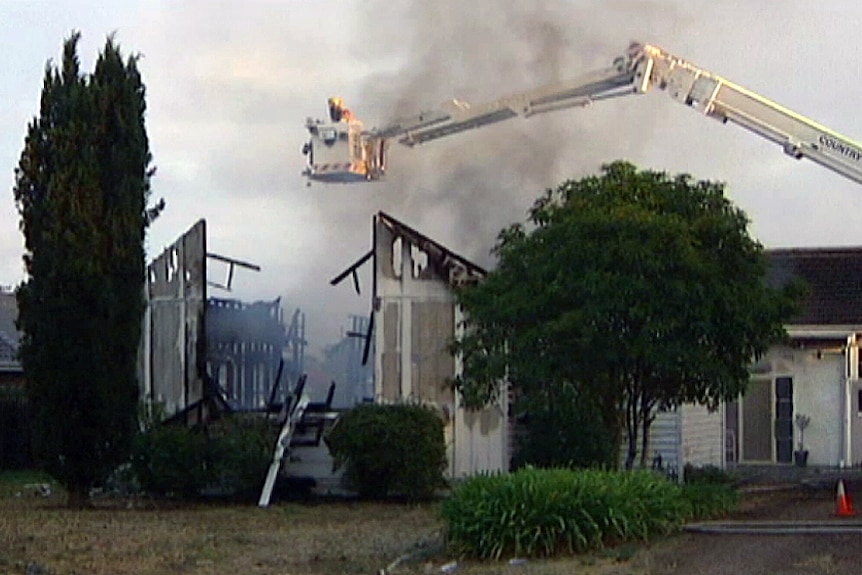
[324, 314, 374, 408]
[207, 298, 305, 411]
[140, 220, 306, 422]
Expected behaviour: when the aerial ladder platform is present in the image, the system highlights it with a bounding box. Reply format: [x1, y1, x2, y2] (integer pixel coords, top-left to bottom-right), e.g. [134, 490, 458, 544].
[302, 42, 862, 187]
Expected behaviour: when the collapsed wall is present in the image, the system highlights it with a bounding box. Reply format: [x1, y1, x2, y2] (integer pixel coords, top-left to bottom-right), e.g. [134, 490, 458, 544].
[140, 220, 305, 423]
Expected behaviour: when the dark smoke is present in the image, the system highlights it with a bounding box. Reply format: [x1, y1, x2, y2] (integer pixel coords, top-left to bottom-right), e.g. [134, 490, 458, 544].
[349, 1, 680, 266]
[291, 1, 688, 351]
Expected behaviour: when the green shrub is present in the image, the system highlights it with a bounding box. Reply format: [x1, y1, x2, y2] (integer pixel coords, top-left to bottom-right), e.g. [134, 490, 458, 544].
[440, 467, 693, 559]
[206, 415, 276, 497]
[684, 464, 735, 485]
[681, 482, 738, 519]
[131, 415, 276, 499]
[131, 424, 209, 498]
[325, 403, 447, 501]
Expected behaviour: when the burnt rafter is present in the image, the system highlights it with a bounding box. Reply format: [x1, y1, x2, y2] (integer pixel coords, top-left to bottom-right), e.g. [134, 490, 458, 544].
[207, 252, 262, 292]
[330, 249, 373, 295]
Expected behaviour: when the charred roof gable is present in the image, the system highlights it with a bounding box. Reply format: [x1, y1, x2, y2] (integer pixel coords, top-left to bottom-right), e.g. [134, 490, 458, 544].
[377, 211, 486, 287]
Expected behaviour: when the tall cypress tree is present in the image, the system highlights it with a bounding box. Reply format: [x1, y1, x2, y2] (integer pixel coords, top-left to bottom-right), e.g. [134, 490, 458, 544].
[13, 33, 155, 507]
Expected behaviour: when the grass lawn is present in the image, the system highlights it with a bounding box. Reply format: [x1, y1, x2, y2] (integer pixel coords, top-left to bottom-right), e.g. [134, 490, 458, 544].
[0, 471, 636, 575]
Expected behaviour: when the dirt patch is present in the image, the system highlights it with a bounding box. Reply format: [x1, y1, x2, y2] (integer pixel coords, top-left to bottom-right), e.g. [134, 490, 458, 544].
[630, 486, 862, 575]
[728, 486, 837, 521]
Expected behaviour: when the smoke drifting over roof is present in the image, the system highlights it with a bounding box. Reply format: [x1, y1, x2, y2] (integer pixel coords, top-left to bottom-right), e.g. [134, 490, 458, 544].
[295, 0, 688, 352]
[350, 1, 683, 266]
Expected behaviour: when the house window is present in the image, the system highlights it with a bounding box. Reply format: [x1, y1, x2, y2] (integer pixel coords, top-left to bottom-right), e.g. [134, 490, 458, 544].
[857, 389, 862, 415]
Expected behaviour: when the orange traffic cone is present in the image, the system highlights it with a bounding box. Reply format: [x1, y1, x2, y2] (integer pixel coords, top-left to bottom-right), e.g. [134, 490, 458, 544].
[836, 479, 856, 517]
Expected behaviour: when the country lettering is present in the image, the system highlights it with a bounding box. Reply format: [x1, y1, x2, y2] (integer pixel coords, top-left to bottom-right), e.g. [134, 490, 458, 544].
[819, 134, 862, 162]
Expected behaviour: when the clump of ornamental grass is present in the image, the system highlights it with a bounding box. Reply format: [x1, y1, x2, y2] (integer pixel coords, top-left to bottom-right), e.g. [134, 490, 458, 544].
[441, 467, 735, 559]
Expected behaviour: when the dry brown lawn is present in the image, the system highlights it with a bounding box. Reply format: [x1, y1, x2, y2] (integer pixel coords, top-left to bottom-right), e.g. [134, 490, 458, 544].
[8, 472, 855, 575]
[0, 473, 629, 575]
[1, 495, 436, 574]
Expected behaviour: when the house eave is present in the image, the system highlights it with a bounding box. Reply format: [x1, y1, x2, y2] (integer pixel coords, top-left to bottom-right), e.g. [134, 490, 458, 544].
[785, 325, 862, 340]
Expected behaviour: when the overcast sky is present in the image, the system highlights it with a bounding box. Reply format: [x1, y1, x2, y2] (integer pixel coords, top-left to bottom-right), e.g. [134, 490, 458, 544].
[2, 0, 861, 355]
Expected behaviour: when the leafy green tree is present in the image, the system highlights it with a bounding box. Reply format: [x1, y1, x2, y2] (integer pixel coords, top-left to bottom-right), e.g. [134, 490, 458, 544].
[13, 33, 158, 507]
[510, 382, 618, 470]
[453, 162, 798, 469]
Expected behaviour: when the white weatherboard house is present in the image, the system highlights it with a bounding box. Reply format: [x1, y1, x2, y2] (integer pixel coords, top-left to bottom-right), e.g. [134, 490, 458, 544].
[332, 223, 862, 476]
[647, 403, 724, 478]
[369, 212, 509, 477]
[651, 247, 862, 474]
[334, 212, 510, 478]
[730, 248, 862, 467]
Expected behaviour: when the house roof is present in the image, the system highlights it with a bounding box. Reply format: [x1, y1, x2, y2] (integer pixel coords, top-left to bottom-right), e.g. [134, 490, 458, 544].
[377, 211, 486, 285]
[0, 290, 21, 372]
[767, 247, 862, 326]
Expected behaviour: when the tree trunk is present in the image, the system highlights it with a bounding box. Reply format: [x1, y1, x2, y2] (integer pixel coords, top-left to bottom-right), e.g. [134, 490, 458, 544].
[66, 484, 91, 509]
[625, 428, 636, 470]
[640, 406, 650, 468]
[624, 386, 637, 470]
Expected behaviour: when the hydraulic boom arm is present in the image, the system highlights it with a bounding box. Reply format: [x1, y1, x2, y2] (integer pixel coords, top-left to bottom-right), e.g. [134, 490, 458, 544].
[302, 42, 862, 186]
[376, 56, 639, 147]
[635, 43, 862, 185]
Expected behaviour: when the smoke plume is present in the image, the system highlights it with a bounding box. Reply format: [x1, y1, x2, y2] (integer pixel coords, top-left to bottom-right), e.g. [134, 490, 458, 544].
[292, 0, 687, 350]
[348, 1, 678, 266]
